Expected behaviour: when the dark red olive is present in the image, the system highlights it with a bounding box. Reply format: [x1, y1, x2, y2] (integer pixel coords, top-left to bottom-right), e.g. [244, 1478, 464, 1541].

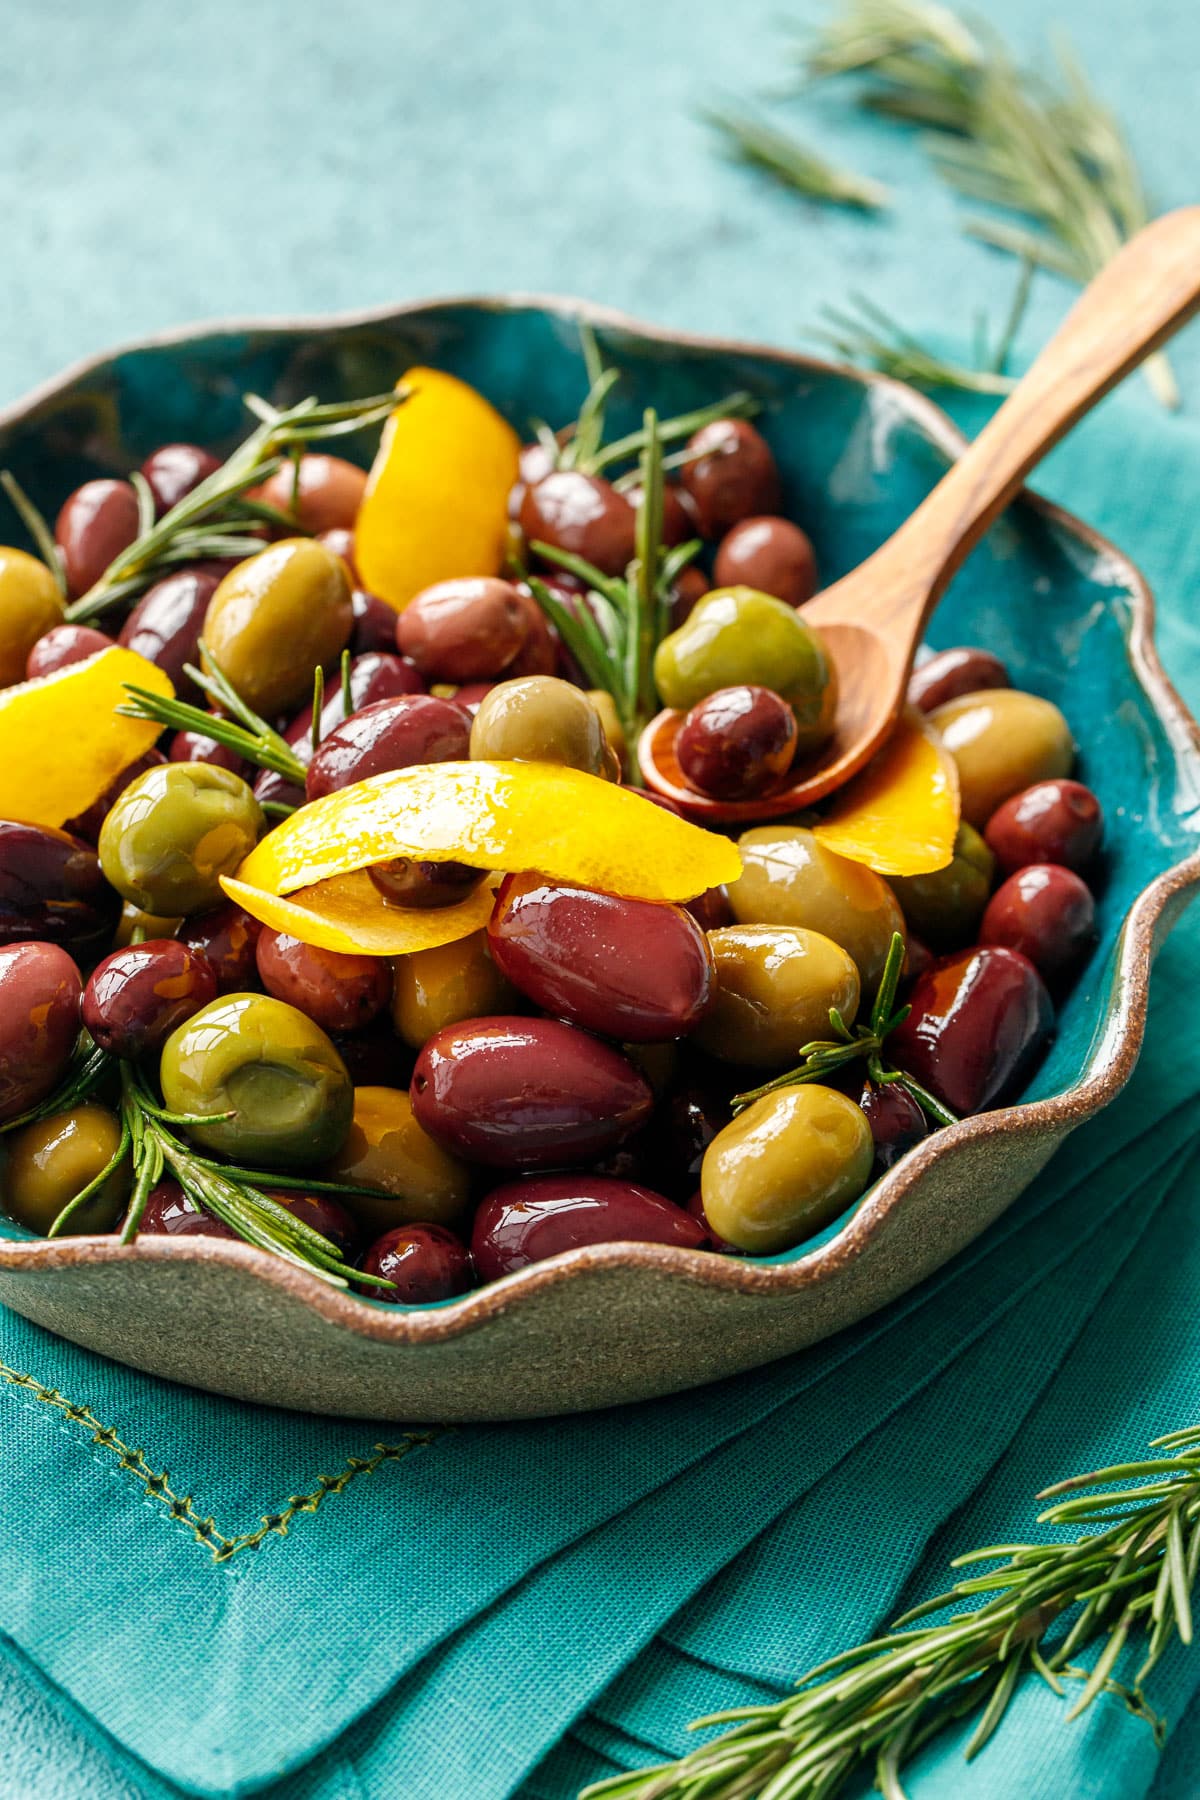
[177, 902, 261, 992]
[907, 647, 1011, 714]
[255, 929, 391, 1032]
[685, 1188, 733, 1251]
[889, 946, 1053, 1117]
[712, 516, 817, 607]
[660, 1084, 731, 1197]
[507, 588, 558, 677]
[396, 577, 530, 681]
[471, 1175, 707, 1279]
[680, 420, 780, 539]
[26, 624, 115, 680]
[140, 444, 221, 516]
[685, 886, 734, 932]
[168, 727, 247, 778]
[64, 749, 167, 843]
[670, 565, 710, 631]
[306, 694, 470, 799]
[368, 857, 482, 909]
[286, 651, 427, 766]
[621, 481, 694, 548]
[133, 1180, 237, 1239]
[264, 1190, 359, 1257]
[55, 479, 140, 597]
[0, 942, 83, 1120]
[507, 441, 558, 522]
[118, 568, 220, 698]
[358, 1223, 473, 1303]
[676, 685, 799, 799]
[318, 528, 359, 583]
[488, 875, 715, 1042]
[0, 820, 119, 956]
[984, 780, 1104, 876]
[903, 934, 934, 988]
[859, 1079, 927, 1172]
[252, 769, 306, 811]
[257, 455, 367, 534]
[83, 938, 218, 1058]
[446, 681, 498, 714]
[979, 864, 1096, 983]
[350, 589, 400, 654]
[412, 1016, 654, 1169]
[519, 471, 637, 577]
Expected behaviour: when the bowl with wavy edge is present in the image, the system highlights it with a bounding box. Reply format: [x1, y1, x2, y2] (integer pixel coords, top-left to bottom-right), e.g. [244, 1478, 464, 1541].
[0, 295, 1197, 1422]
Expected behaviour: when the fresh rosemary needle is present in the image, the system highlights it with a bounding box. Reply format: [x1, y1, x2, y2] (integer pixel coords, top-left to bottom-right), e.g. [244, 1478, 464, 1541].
[702, 104, 889, 212]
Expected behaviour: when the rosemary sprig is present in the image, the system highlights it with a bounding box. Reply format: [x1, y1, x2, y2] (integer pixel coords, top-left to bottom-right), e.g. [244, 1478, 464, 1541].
[118, 638, 309, 789]
[701, 104, 890, 211]
[812, 261, 1032, 395]
[0, 471, 67, 593]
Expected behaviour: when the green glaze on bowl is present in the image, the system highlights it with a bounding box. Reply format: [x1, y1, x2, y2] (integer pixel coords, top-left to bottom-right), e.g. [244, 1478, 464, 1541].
[0, 297, 1196, 1420]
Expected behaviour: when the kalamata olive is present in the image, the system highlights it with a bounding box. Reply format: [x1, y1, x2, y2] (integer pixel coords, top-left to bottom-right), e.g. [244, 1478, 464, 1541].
[305, 694, 471, 800]
[0, 548, 65, 686]
[351, 588, 400, 653]
[984, 779, 1104, 876]
[55, 479, 140, 597]
[83, 938, 218, 1058]
[264, 1189, 359, 1256]
[669, 565, 710, 631]
[712, 516, 817, 606]
[659, 1083, 731, 1198]
[436, 679, 495, 714]
[621, 481, 694, 547]
[26, 623, 114, 679]
[358, 1223, 473, 1303]
[889, 945, 1054, 1116]
[695, 925, 860, 1067]
[685, 1188, 734, 1251]
[255, 929, 391, 1032]
[488, 875, 715, 1042]
[64, 749, 168, 843]
[252, 769, 306, 811]
[508, 440, 558, 520]
[908, 646, 1010, 714]
[396, 577, 530, 681]
[0, 819, 119, 956]
[979, 864, 1096, 983]
[507, 588, 558, 678]
[468, 675, 610, 775]
[99, 762, 264, 915]
[318, 528, 359, 582]
[890, 822, 995, 951]
[859, 1079, 928, 1172]
[118, 568, 219, 698]
[0, 942, 83, 1120]
[323, 1085, 471, 1237]
[390, 930, 521, 1049]
[519, 471, 637, 577]
[701, 1085, 873, 1254]
[203, 539, 354, 716]
[368, 857, 482, 909]
[287, 650, 427, 763]
[729, 825, 904, 990]
[929, 689, 1076, 828]
[412, 1016, 653, 1169]
[257, 455, 367, 534]
[140, 444, 221, 516]
[685, 887, 733, 932]
[1, 1103, 130, 1235]
[676, 685, 798, 799]
[132, 1179, 237, 1239]
[168, 727, 247, 778]
[680, 419, 780, 539]
[177, 902, 261, 992]
[471, 1175, 707, 1280]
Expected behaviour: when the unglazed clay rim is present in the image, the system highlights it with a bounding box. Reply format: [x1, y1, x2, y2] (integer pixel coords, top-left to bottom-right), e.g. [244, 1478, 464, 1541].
[1, 293, 1198, 1342]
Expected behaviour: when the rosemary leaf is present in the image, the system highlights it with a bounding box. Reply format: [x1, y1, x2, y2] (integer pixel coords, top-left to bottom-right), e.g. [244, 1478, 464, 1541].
[702, 105, 889, 211]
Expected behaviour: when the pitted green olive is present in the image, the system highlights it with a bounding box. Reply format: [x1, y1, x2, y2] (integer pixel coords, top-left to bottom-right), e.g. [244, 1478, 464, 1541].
[99, 761, 264, 916]
[891, 822, 996, 949]
[701, 1084, 874, 1253]
[728, 825, 904, 989]
[694, 924, 860, 1068]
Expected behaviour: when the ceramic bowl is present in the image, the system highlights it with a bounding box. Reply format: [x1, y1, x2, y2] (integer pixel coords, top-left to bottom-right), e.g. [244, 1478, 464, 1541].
[0, 297, 1196, 1421]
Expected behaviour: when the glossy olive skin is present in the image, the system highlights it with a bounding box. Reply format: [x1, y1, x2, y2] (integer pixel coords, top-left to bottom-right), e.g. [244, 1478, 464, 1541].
[0, 942, 83, 1121]
[203, 538, 354, 716]
[669, 565, 710, 631]
[695, 926, 861, 1068]
[984, 779, 1104, 876]
[471, 1175, 707, 1281]
[686, 885, 734, 932]
[350, 587, 397, 652]
[469, 675, 609, 774]
[257, 454, 367, 534]
[118, 568, 219, 698]
[396, 577, 530, 681]
[908, 646, 1010, 714]
[55, 479, 139, 597]
[0, 548, 65, 686]
[488, 874, 715, 1043]
[141, 444, 221, 516]
[412, 1016, 654, 1169]
[255, 929, 391, 1033]
[160, 993, 353, 1167]
[264, 1189, 359, 1256]
[701, 1084, 873, 1254]
[368, 857, 482, 909]
[890, 822, 996, 951]
[64, 749, 167, 843]
[83, 939, 218, 1058]
[729, 825, 904, 990]
[712, 516, 817, 607]
[0, 819, 120, 955]
[98, 762, 264, 916]
[519, 471, 637, 576]
[929, 688, 1076, 828]
[318, 527, 359, 581]
[286, 650, 427, 762]
[390, 930, 521, 1049]
[507, 588, 558, 677]
[889, 946, 1054, 1116]
[979, 864, 1096, 983]
[26, 623, 114, 679]
[359, 1223, 473, 1303]
[305, 694, 471, 799]
[676, 685, 798, 799]
[168, 727, 247, 778]
[1, 1103, 130, 1235]
[177, 902, 261, 993]
[323, 1085, 471, 1237]
[659, 1083, 731, 1199]
[680, 419, 780, 539]
[133, 1179, 236, 1239]
[859, 1079, 928, 1173]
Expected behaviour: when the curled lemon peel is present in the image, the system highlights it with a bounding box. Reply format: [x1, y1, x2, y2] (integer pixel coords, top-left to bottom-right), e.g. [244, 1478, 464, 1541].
[812, 711, 960, 877]
[220, 870, 498, 957]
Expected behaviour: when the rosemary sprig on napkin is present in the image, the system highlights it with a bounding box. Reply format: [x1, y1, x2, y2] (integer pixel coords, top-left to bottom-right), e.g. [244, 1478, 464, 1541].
[702, 106, 889, 211]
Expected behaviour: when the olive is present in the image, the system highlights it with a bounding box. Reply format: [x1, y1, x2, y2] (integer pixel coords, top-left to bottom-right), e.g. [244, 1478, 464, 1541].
[621, 481, 695, 547]
[323, 1085, 471, 1236]
[859, 1079, 927, 1172]
[890, 822, 995, 951]
[203, 539, 354, 716]
[255, 929, 391, 1032]
[701, 1084, 873, 1254]
[1, 1103, 130, 1235]
[114, 901, 182, 947]
[654, 588, 837, 754]
[305, 694, 471, 800]
[0, 547, 65, 686]
[390, 930, 521, 1049]
[471, 1174, 708, 1280]
[712, 516, 817, 607]
[984, 779, 1104, 876]
[83, 938, 218, 1058]
[437, 680, 495, 713]
[685, 1188, 733, 1251]
[585, 689, 626, 775]
[908, 646, 1010, 714]
[26, 623, 114, 679]
[669, 565, 710, 631]
[133, 1179, 236, 1239]
[676, 685, 798, 799]
[658, 1082, 731, 1199]
[696, 925, 860, 1068]
[55, 479, 140, 597]
[359, 1223, 473, 1303]
[286, 650, 427, 762]
[519, 471, 637, 577]
[65, 750, 168, 846]
[903, 934, 934, 987]
[264, 1189, 359, 1256]
[351, 587, 400, 654]
[252, 769, 306, 811]
[508, 440, 558, 521]
[412, 1016, 654, 1169]
[332, 1019, 415, 1088]
[729, 825, 904, 990]
[318, 527, 359, 583]
[368, 857, 482, 909]
[488, 874, 715, 1042]
[140, 444, 221, 516]
[118, 568, 219, 698]
[469, 675, 609, 775]
[0, 942, 83, 1121]
[395, 577, 530, 682]
[0, 819, 117, 955]
[160, 993, 353, 1166]
[256, 455, 367, 534]
[177, 902, 262, 992]
[929, 688, 1075, 828]
[679, 419, 781, 539]
[889, 945, 1053, 1116]
[99, 762, 264, 916]
[686, 885, 734, 932]
[506, 588, 558, 678]
[979, 864, 1096, 984]
[168, 727, 247, 779]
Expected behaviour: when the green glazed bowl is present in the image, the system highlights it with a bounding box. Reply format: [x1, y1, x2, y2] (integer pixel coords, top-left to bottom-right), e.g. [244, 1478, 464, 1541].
[0, 297, 1196, 1421]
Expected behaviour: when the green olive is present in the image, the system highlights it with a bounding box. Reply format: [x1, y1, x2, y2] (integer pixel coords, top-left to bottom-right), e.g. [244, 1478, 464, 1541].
[391, 929, 522, 1049]
[929, 688, 1075, 828]
[728, 825, 904, 989]
[98, 762, 264, 916]
[890, 822, 996, 949]
[1, 1104, 130, 1236]
[0, 547, 65, 687]
[322, 1085, 471, 1236]
[653, 587, 837, 752]
[202, 538, 353, 716]
[160, 993, 353, 1167]
[694, 925, 860, 1068]
[468, 676, 611, 775]
[701, 1084, 873, 1254]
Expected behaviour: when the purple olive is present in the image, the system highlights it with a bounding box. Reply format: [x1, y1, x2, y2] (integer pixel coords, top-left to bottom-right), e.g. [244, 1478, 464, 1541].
[257, 455, 367, 534]
[471, 1174, 708, 1280]
[177, 902, 262, 992]
[0, 820, 120, 956]
[55, 479, 140, 597]
[306, 694, 470, 799]
[659, 1083, 731, 1198]
[979, 864, 1096, 984]
[82, 939, 217, 1058]
[888, 946, 1054, 1117]
[255, 929, 391, 1032]
[140, 444, 221, 516]
[859, 1079, 928, 1172]
[263, 1189, 359, 1257]
[680, 420, 780, 539]
[63, 748, 167, 843]
[118, 568, 220, 698]
[26, 624, 115, 680]
[168, 726, 247, 778]
[507, 588, 558, 677]
[670, 565, 710, 631]
[368, 857, 482, 909]
[133, 1180, 237, 1239]
[253, 769, 306, 811]
[358, 1223, 473, 1303]
[519, 471, 637, 577]
[396, 577, 531, 681]
[685, 886, 734, 932]
[676, 685, 799, 800]
[351, 589, 401, 654]
[0, 942, 83, 1120]
[412, 1015, 654, 1169]
[286, 651, 427, 764]
[907, 647, 1011, 714]
[621, 481, 695, 548]
[984, 780, 1104, 877]
[712, 516, 817, 607]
